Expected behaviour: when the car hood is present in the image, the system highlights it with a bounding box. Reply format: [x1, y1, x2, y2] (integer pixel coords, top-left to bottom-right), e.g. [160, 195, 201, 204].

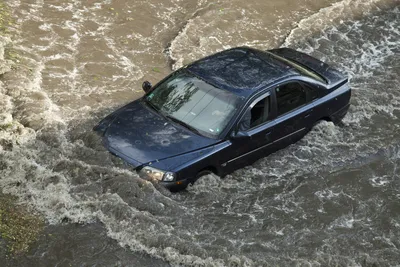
[102, 100, 218, 168]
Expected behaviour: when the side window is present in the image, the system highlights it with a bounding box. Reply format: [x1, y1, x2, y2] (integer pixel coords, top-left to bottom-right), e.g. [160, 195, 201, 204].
[301, 83, 319, 102]
[276, 83, 306, 116]
[238, 95, 271, 131]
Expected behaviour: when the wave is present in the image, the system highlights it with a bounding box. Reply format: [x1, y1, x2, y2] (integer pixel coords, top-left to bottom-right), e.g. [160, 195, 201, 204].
[282, 0, 397, 46]
[1, 1, 400, 266]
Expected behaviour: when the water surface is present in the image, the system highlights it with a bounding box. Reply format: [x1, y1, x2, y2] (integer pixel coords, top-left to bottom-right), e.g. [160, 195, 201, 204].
[0, 0, 399, 266]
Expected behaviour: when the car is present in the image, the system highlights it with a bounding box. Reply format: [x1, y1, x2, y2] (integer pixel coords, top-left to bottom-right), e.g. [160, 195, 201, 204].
[94, 47, 351, 191]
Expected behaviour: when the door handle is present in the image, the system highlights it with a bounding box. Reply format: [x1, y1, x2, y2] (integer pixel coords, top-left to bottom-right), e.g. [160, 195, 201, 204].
[265, 131, 272, 140]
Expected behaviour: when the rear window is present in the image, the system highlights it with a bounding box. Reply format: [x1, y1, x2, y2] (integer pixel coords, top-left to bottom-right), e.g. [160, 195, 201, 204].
[266, 52, 327, 83]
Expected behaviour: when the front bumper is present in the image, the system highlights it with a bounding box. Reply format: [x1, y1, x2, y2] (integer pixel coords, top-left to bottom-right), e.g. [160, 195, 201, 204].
[158, 178, 189, 191]
[105, 144, 189, 191]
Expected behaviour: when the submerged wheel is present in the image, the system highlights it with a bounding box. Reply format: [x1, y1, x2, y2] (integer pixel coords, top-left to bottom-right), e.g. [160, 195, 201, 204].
[190, 169, 213, 187]
[196, 170, 212, 179]
[170, 170, 213, 192]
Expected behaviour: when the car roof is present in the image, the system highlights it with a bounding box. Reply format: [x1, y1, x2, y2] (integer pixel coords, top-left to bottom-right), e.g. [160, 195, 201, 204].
[186, 47, 300, 97]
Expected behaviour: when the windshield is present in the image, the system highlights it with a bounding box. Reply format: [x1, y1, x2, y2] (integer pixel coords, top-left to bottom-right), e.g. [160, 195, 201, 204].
[145, 71, 242, 138]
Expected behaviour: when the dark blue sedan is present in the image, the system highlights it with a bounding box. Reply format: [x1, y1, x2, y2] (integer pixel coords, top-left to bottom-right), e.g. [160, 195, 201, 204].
[94, 47, 351, 191]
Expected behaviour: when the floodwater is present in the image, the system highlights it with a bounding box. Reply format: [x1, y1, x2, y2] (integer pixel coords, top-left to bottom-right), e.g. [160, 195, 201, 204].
[0, 0, 399, 266]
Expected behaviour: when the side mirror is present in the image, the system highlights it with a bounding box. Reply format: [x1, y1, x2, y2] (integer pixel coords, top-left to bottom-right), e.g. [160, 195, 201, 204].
[230, 130, 251, 140]
[142, 81, 152, 93]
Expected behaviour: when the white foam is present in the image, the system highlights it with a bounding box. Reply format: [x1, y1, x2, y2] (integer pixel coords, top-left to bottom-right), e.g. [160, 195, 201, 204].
[2, 1, 400, 266]
[370, 176, 391, 187]
[329, 214, 356, 229]
[283, 0, 393, 47]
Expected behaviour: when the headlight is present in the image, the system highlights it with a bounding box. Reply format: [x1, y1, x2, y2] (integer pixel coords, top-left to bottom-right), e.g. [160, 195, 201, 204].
[163, 172, 175, 182]
[138, 166, 176, 182]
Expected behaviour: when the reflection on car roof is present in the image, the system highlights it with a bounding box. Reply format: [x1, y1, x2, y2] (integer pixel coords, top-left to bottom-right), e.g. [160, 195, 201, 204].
[187, 47, 298, 96]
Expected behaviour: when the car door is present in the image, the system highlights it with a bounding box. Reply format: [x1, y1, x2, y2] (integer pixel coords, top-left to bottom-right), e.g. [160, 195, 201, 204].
[221, 92, 277, 173]
[271, 81, 316, 150]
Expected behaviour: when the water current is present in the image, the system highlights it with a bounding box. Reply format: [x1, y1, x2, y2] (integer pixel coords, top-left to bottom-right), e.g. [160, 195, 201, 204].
[0, 0, 399, 266]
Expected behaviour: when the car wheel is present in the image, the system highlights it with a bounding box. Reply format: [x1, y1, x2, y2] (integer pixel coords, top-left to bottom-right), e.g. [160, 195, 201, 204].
[335, 120, 345, 127]
[191, 169, 213, 186]
[196, 170, 212, 179]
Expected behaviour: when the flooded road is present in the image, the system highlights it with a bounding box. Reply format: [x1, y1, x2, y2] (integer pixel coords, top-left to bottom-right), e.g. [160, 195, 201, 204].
[0, 0, 400, 266]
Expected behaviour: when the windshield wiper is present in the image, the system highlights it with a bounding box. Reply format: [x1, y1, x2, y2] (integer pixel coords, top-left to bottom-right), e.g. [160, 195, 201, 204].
[144, 99, 202, 135]
[165, 115, 202, 136]
[144, 98, 160, 112]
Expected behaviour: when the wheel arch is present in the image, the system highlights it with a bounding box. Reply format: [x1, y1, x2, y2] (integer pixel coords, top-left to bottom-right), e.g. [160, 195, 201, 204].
[319, 116, 332, 122]
[198, 166, 219, 176]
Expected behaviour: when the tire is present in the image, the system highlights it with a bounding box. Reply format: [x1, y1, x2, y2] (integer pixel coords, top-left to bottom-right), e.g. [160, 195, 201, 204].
[171, 170, 212, 192]
[196, 170, 212, 179]
[190, 169, 213, 187]
[335, 119, 345, 127]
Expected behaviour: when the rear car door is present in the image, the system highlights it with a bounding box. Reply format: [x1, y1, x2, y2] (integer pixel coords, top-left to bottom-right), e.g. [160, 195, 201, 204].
[221, 92, 277, 172]
[271, 81, 317, 150]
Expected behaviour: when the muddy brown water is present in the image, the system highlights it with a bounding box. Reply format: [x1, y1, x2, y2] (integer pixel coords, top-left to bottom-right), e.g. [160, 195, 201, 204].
[0, 0, 400, 266]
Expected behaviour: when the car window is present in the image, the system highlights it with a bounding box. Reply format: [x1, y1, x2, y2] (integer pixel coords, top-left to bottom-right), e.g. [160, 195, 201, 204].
[265, 52, 327, 84]
[250, 95, 271, 128]
[275, 82, 306, 116]
[145, 71, 243, 138]
[238, 95, 271, 131]
[301, 83, 319, 102]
